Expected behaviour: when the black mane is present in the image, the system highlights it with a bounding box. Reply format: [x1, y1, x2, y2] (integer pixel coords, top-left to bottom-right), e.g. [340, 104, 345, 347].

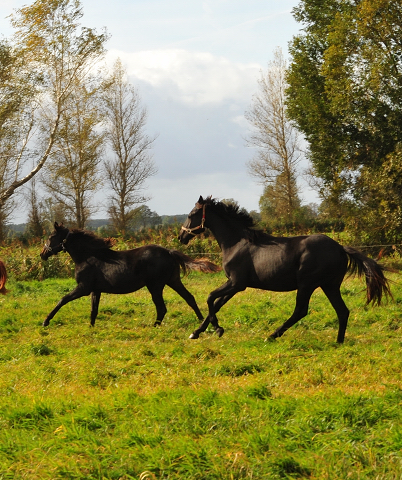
[205, 198, 271, 244]
[70, 229, 115, 250]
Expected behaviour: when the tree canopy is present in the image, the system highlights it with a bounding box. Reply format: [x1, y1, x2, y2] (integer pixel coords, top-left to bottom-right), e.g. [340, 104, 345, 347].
[287, 0, 402, 242]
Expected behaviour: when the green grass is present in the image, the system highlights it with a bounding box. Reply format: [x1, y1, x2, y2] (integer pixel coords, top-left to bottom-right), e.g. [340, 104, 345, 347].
[0, 270, 402, 478]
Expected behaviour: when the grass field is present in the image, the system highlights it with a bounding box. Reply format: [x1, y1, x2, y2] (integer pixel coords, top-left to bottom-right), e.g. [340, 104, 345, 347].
[0, 269, 402, 479]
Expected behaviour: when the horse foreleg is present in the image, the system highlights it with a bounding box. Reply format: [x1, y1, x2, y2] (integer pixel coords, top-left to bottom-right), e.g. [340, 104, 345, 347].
[90, 291, 101, 327]
[269, 286, 314, 341]
[43, 285, 90, 326]
[190, 281, 241, 339]
[149, 286, 167, 327]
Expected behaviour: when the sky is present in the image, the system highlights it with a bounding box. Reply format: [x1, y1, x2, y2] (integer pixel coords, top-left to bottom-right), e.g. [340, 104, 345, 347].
[0, 0, 316, 220]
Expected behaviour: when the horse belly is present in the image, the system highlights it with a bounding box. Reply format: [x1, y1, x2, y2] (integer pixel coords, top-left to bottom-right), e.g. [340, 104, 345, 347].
[248, 248, 298, 291]
[93, 267, 145, 294]
[253, 268, 298, 292]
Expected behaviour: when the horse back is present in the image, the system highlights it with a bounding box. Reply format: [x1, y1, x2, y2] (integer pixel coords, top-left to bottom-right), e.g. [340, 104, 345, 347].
[228, 233, 348, 292]
[75, 245, 178, 294]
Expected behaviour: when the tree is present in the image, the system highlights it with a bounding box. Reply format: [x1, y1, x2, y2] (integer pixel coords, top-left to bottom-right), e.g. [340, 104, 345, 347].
[287, 0, 402, 241]
[41, 78, 105, 228]
[0, 40, 38, 238]
[132, 205, 162, 230]
[0, 0, 108, 213]
[103, 59, 157, 236]
[25, 178, 46, 238]
[245, 48, 302, 222]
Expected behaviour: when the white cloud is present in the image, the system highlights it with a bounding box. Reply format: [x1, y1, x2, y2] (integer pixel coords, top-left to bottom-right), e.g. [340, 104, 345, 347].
[106, 48, 261, 106]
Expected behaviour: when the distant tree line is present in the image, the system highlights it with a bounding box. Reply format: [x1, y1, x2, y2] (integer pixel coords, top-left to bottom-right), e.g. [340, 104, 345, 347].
[0, 0, 156, 241]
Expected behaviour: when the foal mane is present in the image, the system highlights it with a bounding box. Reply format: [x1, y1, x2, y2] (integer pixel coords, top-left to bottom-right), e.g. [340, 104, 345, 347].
[204, 198, 269, 244]
[70, 229, 115, 250]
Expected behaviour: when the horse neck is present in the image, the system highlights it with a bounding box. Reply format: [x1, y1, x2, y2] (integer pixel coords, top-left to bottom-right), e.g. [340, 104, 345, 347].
[207, 211, 245, 251]
[64, 235, 95, 264]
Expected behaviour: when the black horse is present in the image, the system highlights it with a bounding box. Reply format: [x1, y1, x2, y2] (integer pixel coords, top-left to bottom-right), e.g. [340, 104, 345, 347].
[179, 196, 392, 343]
[41, 222, 220, 327]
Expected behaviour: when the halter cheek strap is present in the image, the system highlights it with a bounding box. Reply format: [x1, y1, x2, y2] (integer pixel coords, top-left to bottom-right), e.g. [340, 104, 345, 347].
[44, 230, 71, 254]
[180, 204, 206, 236]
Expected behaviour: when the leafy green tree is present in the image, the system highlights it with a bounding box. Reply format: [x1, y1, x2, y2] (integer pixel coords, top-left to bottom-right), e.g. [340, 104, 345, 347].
[287, 0, 402, 241]
[0, 0, 108, 216]
[41, 79, 105, 229]
[132, 205, 162, 230]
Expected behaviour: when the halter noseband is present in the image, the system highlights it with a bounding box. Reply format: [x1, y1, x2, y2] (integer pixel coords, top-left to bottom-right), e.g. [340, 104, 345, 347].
[181, 203, 206, 236]
[44, 230, 71, 254]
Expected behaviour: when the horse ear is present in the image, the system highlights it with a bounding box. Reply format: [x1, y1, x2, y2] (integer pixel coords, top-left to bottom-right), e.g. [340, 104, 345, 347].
[198, 195, 204, 204]
[54, 222, 59, 229]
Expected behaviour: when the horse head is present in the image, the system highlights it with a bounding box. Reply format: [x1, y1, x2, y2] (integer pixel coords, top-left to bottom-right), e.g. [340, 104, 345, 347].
[179, 196, 212, 244]
[40, 222, 70, 260]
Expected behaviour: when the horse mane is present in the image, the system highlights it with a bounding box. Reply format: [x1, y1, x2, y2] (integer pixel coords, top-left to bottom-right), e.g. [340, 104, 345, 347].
[70, 229, 115, 251]
[204, 198, 271, 244]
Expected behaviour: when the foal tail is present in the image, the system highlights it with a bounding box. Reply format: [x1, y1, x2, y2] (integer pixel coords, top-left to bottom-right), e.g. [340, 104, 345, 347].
[0, 260, 7, 294]
[343, 246, 392, 306]
[169, 250, 221, 275]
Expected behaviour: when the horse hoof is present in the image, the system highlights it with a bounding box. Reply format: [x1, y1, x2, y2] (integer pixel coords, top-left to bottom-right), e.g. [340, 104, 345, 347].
[154, 321, 161, 327]
[264, 335, 277, 343]
[189, 332, 199, 339]
[42, 321, 49, 327]
[216, 327, 224, 337]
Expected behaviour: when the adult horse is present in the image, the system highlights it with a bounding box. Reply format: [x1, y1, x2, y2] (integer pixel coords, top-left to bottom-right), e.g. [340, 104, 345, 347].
[0, 260, 7, 294]
[179, 196, 392, 343]
[40, 222, 220, 327]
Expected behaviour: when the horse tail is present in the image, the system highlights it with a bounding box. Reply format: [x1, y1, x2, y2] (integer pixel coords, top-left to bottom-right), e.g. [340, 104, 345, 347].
[343, 246, 392, 306]
[0, 260, 7, 294]
[169, 250, 221, 275]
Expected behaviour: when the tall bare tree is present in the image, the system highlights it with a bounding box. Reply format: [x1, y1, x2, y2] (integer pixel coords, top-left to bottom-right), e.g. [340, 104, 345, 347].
[0, 0, 108, 214]
[246, 48, 302, 221]
[41, 79, 105, 228]
[103, 59, 157, 236]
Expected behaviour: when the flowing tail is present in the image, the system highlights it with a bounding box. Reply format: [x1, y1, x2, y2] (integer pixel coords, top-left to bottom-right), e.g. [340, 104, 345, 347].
[343, 246, 392, 306]
[169, 250, 221, 275]
[0, 260, 7, 294]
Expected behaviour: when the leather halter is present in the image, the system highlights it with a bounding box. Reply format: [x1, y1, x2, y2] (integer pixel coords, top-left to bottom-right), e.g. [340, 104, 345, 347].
[180, 203, 206, 236]
[43, 230, 71, 254]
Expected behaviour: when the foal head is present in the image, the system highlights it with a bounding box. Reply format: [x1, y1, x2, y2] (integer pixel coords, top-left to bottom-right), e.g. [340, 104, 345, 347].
[40, 222, 70, 260]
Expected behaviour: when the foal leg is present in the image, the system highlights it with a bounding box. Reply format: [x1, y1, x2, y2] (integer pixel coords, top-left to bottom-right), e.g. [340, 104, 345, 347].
[321, 285, 349, 343]
[167, 276, 204, 321]
[269, 286, 315, 340]
[43, 284, 90, 326]
[90, 291, 101, 327]
[148, 285, 168, 327]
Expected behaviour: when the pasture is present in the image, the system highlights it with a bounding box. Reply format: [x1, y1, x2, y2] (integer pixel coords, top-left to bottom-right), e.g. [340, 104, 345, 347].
[0, 269, 402, 479]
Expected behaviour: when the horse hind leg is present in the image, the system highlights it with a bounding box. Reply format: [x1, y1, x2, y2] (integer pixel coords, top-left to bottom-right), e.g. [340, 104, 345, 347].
[321, 285, 349, 343]
[269, 286, 315, 340]
[90, 291, 101, 326]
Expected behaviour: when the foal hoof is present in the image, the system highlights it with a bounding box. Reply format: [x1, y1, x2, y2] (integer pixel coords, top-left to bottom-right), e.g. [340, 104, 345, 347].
[189, 332, 199, 339]
[154, 321, 161, 327]
[42, 321, 49, 327]
[215, 327, 225, 337]
[264, 335, 277, 343]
